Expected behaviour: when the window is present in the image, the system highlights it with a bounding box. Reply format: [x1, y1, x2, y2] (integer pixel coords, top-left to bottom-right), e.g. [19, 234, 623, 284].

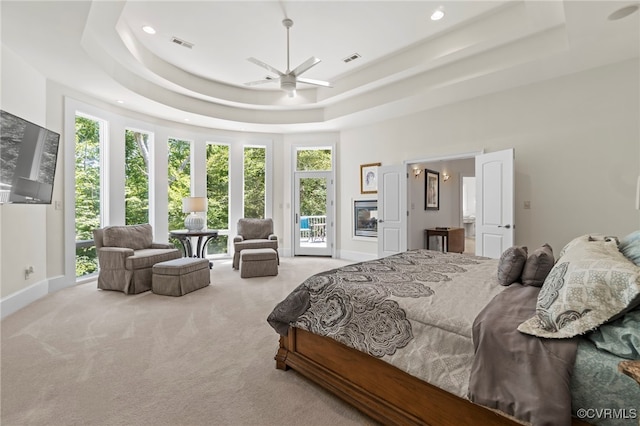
[168, 138, 191, 231]
[206, 143, 229, 255]
[243, 146, 266, 218]
[124, 129, 151, 225]
[296, 148, 332, 171]
[66, 101, 276, 286]
[74, 114, 102, 277]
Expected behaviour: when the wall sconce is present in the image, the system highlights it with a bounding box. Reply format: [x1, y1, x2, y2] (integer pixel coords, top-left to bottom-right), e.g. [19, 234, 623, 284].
[442, 173, 450, 182]
[182, 196, 207, 231]
[413, 168, 422, 178]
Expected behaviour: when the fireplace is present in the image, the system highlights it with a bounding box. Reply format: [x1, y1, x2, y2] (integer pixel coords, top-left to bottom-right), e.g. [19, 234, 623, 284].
[354, 199, 378, 237]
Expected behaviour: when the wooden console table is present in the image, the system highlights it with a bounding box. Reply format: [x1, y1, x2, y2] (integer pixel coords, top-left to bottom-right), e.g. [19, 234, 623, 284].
[425, 227, 465, 253]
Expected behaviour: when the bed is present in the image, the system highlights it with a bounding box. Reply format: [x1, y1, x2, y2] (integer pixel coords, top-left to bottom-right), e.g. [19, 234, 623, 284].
[267, 233, 640, 426]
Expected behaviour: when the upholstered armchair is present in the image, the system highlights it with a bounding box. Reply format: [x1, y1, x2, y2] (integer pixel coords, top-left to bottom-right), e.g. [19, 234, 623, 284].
[232, 218, 279, 269]
[93, 223, 181, 294]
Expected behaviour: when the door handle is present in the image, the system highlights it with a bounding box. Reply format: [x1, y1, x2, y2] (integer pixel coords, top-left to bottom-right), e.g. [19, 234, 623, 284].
[498, 224, 511, 229]
[377, 219, 384, 223]
[295, 213, 299, 224]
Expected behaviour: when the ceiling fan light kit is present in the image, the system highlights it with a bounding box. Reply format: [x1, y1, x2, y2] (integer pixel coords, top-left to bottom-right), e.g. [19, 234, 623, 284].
[245, 18, 332, 97]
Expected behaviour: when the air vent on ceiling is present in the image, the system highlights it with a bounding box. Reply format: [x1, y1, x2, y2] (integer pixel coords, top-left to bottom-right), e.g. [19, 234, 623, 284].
[343, 53, 361, 63]
[171, 36, 194, 49]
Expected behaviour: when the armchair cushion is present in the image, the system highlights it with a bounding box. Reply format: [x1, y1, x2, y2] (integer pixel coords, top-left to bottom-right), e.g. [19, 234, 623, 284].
[237, 218, 274, 240]
[126, 248, 186, 270]
[234, 239, 278, 252]
[102, 223, 153, 250]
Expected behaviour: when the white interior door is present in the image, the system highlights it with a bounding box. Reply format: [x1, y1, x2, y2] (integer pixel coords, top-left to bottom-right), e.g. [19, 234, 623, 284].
[378, 165, 407, 258]
[475, 149, 514, 258]
[293, 171, 333, 256]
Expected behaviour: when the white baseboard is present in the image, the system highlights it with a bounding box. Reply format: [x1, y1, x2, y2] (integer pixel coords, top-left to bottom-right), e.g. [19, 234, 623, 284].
[48, 274, 74, 293]
[1, 274, 72, 320]
[281, 248, 291, 258]
[281, 248, 375, 263]
[336, 249, 378, 263]
[1, 279, 49, 320]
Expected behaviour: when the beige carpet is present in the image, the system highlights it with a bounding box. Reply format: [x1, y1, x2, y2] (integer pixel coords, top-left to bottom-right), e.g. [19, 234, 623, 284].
[1, 257, 379, 426]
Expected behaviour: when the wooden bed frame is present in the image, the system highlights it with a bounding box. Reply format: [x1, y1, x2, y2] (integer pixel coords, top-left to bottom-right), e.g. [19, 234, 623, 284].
[275, 326, 591, 426]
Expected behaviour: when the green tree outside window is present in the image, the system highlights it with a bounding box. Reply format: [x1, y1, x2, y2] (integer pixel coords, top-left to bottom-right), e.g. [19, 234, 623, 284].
[206, 144, 229, 254]
[75, 116, 101, 277]
[168, 138, 191, 231]
[125, 130, 150, 225]
[244, 146, 266, 219]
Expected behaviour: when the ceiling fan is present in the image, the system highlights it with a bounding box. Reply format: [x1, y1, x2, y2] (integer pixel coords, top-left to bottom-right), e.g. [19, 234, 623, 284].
[244, 18, 332, 97]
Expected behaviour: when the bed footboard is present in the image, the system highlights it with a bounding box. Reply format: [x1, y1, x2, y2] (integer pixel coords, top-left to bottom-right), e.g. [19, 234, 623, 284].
[275, 327, 591, 426]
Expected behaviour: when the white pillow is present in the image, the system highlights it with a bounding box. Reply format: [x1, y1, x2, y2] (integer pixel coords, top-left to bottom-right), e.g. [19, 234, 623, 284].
[518, 236, 640, 338]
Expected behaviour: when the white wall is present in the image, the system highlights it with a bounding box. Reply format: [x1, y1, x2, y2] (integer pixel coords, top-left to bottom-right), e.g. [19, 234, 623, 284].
[339, 58, 640, 257]
[0, 45, 52, 306]
[2, 47, 638, 316]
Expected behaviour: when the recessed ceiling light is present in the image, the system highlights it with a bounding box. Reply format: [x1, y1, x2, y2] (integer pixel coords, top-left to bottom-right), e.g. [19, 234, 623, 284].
[608, 4, 639, 20]
[184, 118, 190, 122]
[142, 25, 156, 35]
[116, 100, 124, 104]
[431, 8, 445, 21]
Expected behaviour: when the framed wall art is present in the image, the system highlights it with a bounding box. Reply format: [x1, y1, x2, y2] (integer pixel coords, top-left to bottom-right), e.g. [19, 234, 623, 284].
[425, 169, 440, 210]
[360, 162, 381, 194]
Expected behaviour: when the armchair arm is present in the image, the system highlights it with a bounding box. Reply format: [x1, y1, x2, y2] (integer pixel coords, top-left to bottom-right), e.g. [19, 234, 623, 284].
[234, 236, 244, 243]
[151, 242, 174, 249]
[97, 247, 134, 269]
[268, 234, 278, 241]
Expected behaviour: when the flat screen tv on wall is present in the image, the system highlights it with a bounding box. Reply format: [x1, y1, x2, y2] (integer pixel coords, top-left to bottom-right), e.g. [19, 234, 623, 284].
[0, 110, 61, 204]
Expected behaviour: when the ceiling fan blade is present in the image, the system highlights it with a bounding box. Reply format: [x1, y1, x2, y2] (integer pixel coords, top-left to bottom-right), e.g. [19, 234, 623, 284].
[244, 78, 280, 87]
[297, 77, 333, 88]
[291, 56, 321, 76]
[247, 57, 285, 77]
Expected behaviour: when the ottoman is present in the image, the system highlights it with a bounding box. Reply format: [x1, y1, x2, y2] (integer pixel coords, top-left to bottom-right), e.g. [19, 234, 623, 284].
[152, 257, 210, 296]
[240, 248, 278, 278]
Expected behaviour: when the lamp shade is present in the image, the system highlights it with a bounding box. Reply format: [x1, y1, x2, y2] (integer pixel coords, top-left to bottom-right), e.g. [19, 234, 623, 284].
[182, 196, 206, 213]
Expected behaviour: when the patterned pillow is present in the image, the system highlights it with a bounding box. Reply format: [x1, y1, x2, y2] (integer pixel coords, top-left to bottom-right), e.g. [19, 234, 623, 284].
[518, 237, 640, 338]
[557, 233, 609, 259]
[619, 230, 640, 266]
[497, 246, 528, 286]
[520, 244, 554, 287]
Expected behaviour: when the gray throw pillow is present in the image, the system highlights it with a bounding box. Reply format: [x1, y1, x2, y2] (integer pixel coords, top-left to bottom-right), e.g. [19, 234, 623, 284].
[521, 244, 554, 287]
[619, 230, 640, 266]
[497, 246, 528, 286]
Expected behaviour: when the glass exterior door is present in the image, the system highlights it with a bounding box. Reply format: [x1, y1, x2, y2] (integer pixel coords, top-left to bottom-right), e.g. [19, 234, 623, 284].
[294, 172, 332, 256]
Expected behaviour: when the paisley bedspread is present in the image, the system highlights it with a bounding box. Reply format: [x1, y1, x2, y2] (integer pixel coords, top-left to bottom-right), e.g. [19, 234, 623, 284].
[267, 249, 506, 397]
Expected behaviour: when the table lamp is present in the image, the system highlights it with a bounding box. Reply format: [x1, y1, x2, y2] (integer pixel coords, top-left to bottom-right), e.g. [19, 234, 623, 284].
[182, 196, 206, 231]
